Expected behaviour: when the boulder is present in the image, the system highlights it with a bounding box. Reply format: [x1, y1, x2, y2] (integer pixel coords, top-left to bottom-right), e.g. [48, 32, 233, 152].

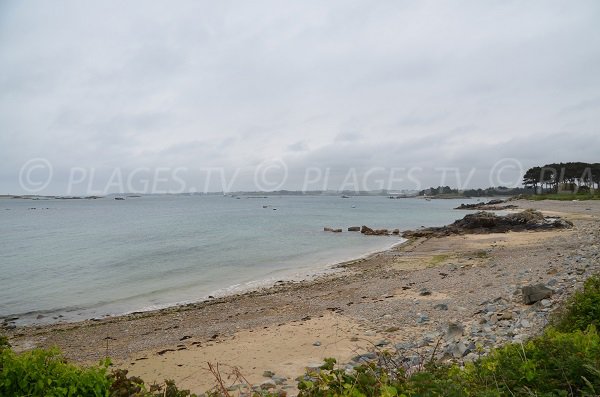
[360, 225, 391, 236]
[348, 226, 361, 232]
[447, 322, 464, 340]
[324, 227, 342, 233]
[522, 283, 553, 304]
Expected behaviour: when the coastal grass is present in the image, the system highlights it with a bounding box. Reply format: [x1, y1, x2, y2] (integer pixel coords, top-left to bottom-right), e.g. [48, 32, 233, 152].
[526, 193, 600, 201]
[2, 275, 600, 396]
[429, 254, 450, 266]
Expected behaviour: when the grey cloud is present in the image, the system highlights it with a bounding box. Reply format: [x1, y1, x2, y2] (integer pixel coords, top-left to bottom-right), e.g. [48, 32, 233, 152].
[1, 0, 599, 194]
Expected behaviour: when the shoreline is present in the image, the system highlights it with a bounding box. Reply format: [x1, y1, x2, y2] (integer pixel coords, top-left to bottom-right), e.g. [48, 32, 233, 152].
[1, 236, 407, 328]
[5, 199, 600, 394]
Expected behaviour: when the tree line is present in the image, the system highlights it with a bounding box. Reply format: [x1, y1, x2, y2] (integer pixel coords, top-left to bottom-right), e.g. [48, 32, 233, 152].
[523, 162, 600, 194]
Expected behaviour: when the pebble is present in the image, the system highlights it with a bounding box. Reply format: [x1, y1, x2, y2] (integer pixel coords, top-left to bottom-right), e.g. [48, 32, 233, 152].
[262, 370, 275, 378]
[416, 313, 429, 324]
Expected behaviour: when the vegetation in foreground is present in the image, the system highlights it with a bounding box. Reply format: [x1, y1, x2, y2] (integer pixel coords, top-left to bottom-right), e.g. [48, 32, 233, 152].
[1, 275, 600, 396]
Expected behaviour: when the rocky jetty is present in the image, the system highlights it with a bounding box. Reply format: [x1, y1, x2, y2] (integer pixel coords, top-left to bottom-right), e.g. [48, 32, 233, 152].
[402, 209, 573, 238]
[455, 199, 518, 210]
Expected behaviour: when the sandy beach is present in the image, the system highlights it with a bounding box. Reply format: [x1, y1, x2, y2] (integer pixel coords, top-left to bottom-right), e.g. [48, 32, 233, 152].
[5, 199, 600, 394]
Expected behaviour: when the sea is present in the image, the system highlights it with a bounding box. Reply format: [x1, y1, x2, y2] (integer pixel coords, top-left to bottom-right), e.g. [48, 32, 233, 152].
[0, 195, 476, 325]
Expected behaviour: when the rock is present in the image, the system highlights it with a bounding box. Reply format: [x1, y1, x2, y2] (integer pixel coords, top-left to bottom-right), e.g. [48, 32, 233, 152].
[520, 319, 531, 328]
[434, 303, 448, 311]
[419, 288, 432, 296]
[522, 283, 553, 304]
[403, 355, 422, 366]
[260, 379, 277, 390]
[272, 376, 287, 385]
[375, 339, 390, 347]
[392, 229, 400, 235]
[361, 226, 390, 236]
[447, 322, 464, 340]
[361, 225, 374, 234]
[348, 226, 361, 232]
[324, 227, 333, 232]
[395, 341, 416, 351]
[306, 363, 323, 372]
[455, 199, 507, 210]
[447, 341, 470, 358]
[402, 209, 572, 239]
[352, 352, 377, 363]
[497, 311, 513, 320]
[313, 341, 321, 346]
[263, 370, 275, 378]
[540, 299, 552, 307]
[416, 313, 429, 324]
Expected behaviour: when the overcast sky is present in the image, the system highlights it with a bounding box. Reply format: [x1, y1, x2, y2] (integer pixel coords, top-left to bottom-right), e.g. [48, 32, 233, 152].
[1, 1, 599, 194]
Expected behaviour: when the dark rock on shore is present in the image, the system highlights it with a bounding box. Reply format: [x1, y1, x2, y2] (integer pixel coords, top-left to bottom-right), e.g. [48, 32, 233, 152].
[324, 227, 342, 233]
[348, 226, 361, 232]
[455, 199, 519, 210]
[361, 226, 391, 236]
[402, 210, 573, 238]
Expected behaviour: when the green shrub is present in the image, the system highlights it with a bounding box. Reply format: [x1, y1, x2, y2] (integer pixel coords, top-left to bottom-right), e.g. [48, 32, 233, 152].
[554, 275, 600, 332]
[0, 346, 196, 397]
[0, 347, 111, 396]
[464, 326, 600, 396]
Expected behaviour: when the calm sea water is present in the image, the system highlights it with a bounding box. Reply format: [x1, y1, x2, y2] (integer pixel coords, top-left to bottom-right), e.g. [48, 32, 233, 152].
[0, 195, 474, 325]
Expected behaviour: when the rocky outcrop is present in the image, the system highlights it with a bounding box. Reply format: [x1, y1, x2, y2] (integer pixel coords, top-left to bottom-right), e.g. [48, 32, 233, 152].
[455, 199, 518, 210]
[402, 210, 573, 238]
[361, 226, 391, 236]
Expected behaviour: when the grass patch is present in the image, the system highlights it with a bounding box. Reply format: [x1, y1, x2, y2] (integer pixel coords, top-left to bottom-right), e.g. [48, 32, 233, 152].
[473, 250, 489, 259]
[526, 193, 600, 201]
[429, 254, 450, 266]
